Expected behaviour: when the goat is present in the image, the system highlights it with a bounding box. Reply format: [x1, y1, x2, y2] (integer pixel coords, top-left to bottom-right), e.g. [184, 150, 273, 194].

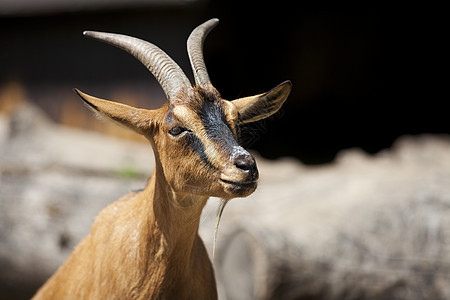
[32, 18, 291, 299]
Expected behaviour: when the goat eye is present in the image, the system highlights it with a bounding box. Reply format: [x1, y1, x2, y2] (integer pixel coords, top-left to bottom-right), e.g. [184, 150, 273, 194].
[168, 126, 186, 136]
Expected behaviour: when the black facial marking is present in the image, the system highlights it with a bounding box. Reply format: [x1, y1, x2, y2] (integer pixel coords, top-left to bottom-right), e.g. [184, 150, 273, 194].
[170, 87, 241, 169]
[186, 133, 216, 170]
[198, 99, 239, 153]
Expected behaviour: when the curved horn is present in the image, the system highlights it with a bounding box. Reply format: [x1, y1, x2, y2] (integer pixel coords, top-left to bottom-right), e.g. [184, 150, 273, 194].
[83, 31, 191, 99]
[187, 18, 219, 86]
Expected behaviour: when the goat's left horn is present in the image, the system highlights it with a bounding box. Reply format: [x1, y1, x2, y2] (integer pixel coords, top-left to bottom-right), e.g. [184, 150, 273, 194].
[187, 18, 219, 87]
[83, 31, 192, 99]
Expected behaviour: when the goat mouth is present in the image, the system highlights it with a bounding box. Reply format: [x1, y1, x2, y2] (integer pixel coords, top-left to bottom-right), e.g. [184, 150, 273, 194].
[220, 179, 256, 187]
[219, 178, 257, 196]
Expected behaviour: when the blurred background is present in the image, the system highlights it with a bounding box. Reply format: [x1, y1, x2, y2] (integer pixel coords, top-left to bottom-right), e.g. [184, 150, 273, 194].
[1, 1, 449, 299]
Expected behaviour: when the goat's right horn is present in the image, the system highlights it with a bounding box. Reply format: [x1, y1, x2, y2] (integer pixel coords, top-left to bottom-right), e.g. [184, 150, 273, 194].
[83, 31, 192, 99]
[187, 18, 219, 87]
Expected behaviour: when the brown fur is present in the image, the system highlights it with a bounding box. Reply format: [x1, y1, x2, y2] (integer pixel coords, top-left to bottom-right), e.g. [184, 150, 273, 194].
[33, 152, 216, 299]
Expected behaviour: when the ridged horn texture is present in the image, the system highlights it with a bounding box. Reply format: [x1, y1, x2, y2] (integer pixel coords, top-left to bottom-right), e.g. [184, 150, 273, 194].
[187, 18, 219, 86]
[83, 31, 192, 99]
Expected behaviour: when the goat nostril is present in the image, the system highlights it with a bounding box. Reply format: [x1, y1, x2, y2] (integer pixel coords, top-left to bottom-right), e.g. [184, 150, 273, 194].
[233, 157, 259, 180]
[234, 158, 256, 173]
[235, 159, 250, 171]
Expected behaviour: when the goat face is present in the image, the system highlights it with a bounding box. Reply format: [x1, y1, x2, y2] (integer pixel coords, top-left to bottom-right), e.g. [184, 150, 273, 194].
[153, 86, 258, 199]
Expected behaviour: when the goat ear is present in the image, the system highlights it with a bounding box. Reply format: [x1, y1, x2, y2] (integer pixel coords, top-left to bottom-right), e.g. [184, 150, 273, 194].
[232, 81, 292, 124]
[74, 88, 157, 134]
